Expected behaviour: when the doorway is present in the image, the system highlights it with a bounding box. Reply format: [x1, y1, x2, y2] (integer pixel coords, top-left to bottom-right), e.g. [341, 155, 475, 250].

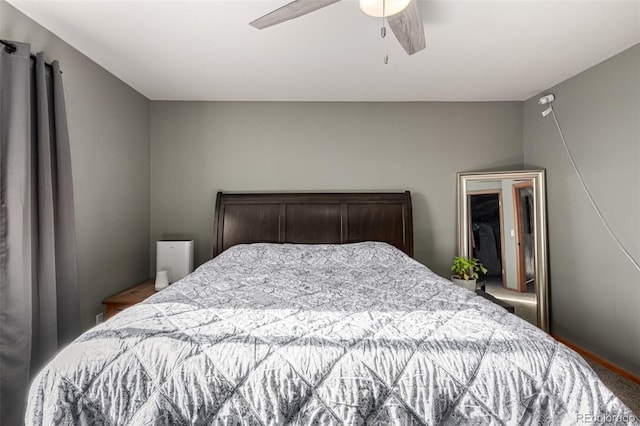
[468, 191, 505, 288]
[513, 182, 535, 294]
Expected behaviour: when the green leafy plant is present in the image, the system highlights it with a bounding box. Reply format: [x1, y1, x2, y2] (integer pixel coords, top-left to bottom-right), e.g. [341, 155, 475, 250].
[451, 256, 487, 281]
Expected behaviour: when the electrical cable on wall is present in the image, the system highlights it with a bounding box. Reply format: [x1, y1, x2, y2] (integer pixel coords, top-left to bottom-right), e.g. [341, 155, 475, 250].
[539, 94, 640, 272]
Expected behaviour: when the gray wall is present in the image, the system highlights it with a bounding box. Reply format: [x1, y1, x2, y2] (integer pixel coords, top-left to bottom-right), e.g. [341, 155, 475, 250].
[1, 1, 151, 330]
[150, 101, 523, 277]
[524, 44, 640, 375]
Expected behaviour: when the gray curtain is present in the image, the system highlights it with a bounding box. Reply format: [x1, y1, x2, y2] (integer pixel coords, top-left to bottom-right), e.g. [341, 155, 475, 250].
[0, 41, 80, 424]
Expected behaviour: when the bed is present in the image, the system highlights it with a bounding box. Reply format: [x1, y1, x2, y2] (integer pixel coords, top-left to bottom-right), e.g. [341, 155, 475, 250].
[26, 192, 635, 425]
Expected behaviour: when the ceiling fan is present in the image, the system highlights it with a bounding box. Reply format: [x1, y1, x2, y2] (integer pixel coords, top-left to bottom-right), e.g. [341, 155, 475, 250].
[250, 0, 426, 56]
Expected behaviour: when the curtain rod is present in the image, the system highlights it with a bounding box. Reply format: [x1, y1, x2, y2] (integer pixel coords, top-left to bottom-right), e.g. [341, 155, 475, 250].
[1, 39, 55, 70]
[1, 39, 17, 54]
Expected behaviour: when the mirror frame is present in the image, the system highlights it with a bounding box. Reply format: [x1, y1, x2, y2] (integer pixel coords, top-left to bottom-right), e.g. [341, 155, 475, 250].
[457, 169, 549, 332]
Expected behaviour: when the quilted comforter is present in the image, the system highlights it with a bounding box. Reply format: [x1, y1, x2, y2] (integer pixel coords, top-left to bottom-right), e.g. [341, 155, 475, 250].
[26, 242, 635, 425]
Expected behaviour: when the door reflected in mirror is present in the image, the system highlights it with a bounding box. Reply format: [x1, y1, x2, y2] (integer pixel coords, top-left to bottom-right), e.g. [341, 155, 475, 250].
[457, 170, 549, 332]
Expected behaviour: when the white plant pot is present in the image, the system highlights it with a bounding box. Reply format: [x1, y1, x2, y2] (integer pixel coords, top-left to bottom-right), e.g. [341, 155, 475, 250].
[451, 276, 476, 292]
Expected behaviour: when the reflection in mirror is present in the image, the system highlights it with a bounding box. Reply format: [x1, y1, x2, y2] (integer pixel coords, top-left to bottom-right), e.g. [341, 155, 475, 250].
[457, 170, 549, 332]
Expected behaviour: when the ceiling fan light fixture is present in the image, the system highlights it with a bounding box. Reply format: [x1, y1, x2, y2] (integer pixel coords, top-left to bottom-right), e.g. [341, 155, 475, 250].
[359, 0, 411, 17]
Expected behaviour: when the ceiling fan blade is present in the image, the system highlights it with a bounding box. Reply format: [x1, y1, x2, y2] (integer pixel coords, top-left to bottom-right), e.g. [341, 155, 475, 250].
[387, 0, 426, 55]
[250, 0, 342, 29]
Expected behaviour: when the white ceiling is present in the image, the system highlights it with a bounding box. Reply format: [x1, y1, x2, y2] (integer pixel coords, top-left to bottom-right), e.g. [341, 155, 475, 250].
[7, 0, 640, 101]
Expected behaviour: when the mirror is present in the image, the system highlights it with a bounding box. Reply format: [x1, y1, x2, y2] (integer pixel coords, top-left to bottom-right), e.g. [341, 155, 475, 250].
[457, 170, 549, 332]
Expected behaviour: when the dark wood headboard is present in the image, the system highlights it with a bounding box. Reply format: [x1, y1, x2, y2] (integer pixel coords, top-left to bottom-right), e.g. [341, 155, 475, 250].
[213, 192, 413, 258]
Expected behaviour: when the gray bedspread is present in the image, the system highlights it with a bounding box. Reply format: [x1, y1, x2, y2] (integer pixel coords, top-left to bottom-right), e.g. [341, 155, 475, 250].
[26, 242, 636, 425]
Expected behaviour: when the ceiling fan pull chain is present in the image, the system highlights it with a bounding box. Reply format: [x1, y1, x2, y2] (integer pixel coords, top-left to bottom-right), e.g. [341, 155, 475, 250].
[382, 0, 389, 63]
[381, 0, 387, 38]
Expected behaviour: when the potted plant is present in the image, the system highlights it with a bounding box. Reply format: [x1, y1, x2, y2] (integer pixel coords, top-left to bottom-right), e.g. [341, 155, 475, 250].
[450, 256, 487, 291]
